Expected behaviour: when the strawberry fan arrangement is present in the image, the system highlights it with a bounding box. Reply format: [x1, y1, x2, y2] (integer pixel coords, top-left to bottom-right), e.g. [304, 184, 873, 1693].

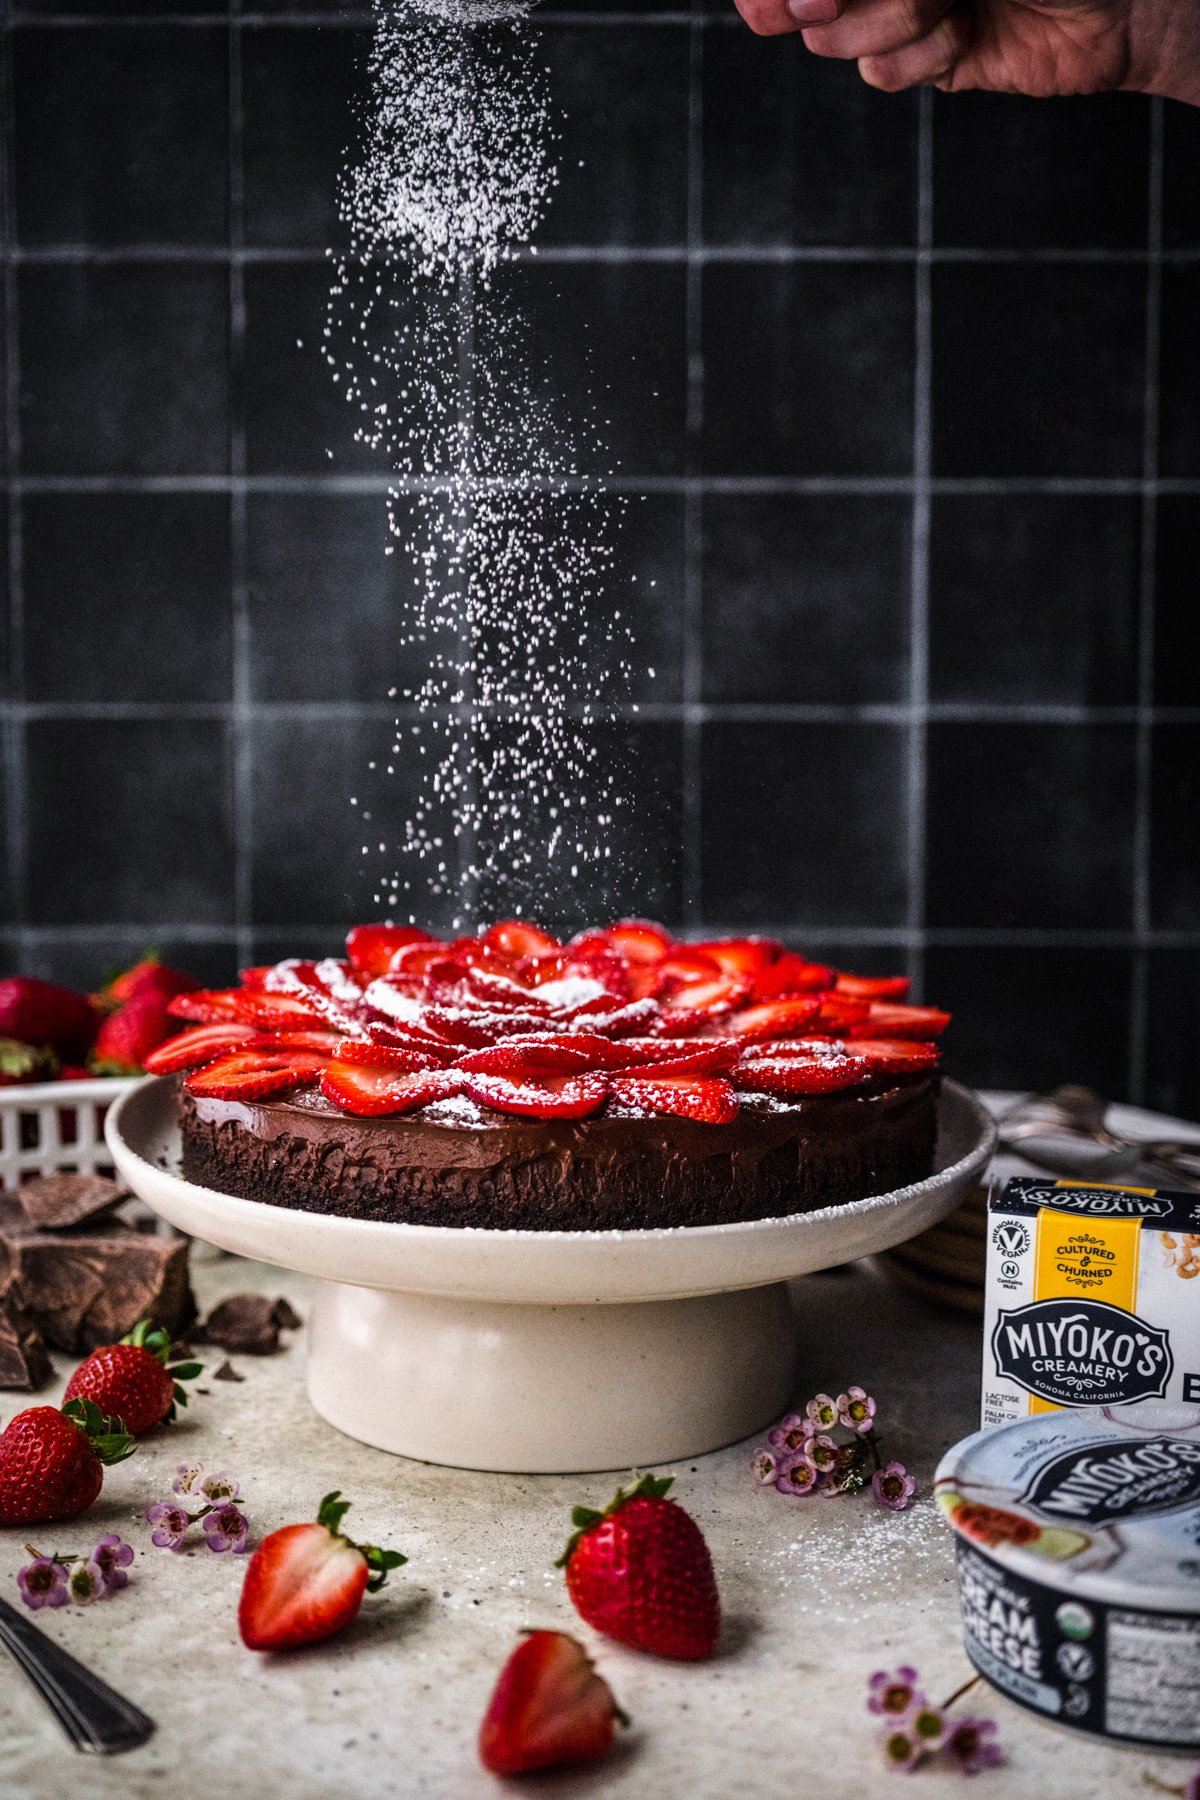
[147, 919, 950, 1125]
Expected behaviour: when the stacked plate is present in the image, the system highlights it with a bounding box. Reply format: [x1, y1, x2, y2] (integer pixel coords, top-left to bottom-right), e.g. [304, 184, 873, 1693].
[880, 1180, 988, 1313]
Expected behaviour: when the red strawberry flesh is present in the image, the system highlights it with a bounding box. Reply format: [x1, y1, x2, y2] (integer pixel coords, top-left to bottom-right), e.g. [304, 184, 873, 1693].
[478, 1631, 622, 1777]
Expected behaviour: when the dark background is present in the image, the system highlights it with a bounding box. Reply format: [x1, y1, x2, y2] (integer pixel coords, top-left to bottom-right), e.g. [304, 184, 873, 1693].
[1, 1, 1197, 1110]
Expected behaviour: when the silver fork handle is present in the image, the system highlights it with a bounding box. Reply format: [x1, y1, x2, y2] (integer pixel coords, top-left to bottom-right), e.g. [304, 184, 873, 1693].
[0, 1596, 155, 1755]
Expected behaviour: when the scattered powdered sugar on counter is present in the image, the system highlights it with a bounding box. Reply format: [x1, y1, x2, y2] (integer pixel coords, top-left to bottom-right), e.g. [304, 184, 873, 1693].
[754, 1497, 949, 1625]
[326, 1, 649, 922]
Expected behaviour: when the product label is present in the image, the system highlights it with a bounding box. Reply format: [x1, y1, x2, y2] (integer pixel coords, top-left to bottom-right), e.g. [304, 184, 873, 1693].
[954, 1539, 1200, 1750]
[981, 1178, 1200, 1428]
[991, 1299, 1173, 1410]
[1020, 1436, 1200, 1525]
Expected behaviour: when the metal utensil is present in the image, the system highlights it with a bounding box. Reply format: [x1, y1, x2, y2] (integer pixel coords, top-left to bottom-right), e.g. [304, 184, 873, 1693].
[996, 1085, 1200, 1191]
[0, 1596, 155, 1755]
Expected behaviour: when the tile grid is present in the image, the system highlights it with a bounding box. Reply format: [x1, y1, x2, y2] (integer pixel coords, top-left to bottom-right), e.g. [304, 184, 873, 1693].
[230, 0, 255, 969]
[679, 0, 704, 927]
[905, 87, 932, 999]
[1, 8, 1195, 1103]
[1, 0, 29, 966]
[1127, 97, 1165, 1105]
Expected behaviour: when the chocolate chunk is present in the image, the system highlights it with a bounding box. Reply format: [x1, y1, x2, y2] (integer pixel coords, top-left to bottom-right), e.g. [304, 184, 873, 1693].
[196, 1293, 279, 1355]
[0, 1301, 52, 1391]
[0, 1198, 195, 1353]
[18, 1173, 127, 1232]
[271, 1297, 303, 1331]
[212, 1359, 245, 1382]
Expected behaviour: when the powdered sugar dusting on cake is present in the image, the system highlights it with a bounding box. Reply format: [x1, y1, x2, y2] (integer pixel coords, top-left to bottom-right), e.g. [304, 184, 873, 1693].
[325, 3, 653, 924]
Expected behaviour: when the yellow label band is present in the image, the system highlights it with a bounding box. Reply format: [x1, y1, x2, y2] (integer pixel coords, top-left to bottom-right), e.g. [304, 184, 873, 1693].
[1028, 1207, 1143, 1414]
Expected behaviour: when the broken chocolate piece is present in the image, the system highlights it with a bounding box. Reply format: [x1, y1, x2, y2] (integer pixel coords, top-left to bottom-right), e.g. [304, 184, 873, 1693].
[18, 1172, 127, 1232]
[213, 1359, 245, 1383]
[0, 1197, 195, 1353]
[0, 1300, 52, 1391]
[271, 1297, 303, 1331]
[196, 1293, 279, 1355]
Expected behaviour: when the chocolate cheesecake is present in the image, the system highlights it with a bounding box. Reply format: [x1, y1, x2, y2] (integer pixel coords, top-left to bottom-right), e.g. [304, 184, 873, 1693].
[148, 918, 952, 1232]
[178, 1075, 938, 1231]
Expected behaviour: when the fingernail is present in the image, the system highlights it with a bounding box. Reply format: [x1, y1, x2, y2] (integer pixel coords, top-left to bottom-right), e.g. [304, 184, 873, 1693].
[787, 0, 841, 22]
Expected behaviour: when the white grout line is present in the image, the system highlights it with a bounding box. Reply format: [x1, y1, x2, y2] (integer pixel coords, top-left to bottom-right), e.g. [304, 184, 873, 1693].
[904, 88, 932, 1000]
[679, 0, 704, 930]
[1128, 97, 1164, 1106]
[12, 472, 1199, 496]
[10, 241, 1200, 266]
[8, 700, 1200, 724]
[229, 1, 255, 970]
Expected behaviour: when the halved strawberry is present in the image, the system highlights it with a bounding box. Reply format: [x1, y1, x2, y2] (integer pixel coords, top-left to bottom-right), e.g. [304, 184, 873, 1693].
[689, 937, 782, 980]
[605, 920, 674, 965]
[423, 1007, 551, 1047]
[246, 1029, 342, 1055]
[186, 1051, 328, 1101]
[731, 1051, 868, 1096]
[231, 991, 326, 1032]
[809, 994, 873, 1034]
[463, 1071, 609, 1120]
[239, 1491, 406, 1653]
[851, 1037, 941, 1073]
[482, 920, 561, 962]
[608, 1072, 738, 1125]
[847, 1003, 951, 1040]
[750, 953, 834, 998]
[725, 996, 824, 1041]
[386, 941, 448, 978]
[167, 988, 245, 1024]
[456, 1040, 595, 1077]
[610, 1040, 740, 1077]
[478, 1631, 626, 1778]
[346, 923, 435, 979]
[834, 971, 912, 1001]
[320, 1061, 463, 1116]
[331, 1038, 444, 1073]
[144, 1022, 258, 1074]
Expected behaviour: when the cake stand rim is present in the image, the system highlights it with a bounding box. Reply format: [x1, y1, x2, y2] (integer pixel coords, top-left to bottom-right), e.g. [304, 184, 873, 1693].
[105, 1077, 995, 1303]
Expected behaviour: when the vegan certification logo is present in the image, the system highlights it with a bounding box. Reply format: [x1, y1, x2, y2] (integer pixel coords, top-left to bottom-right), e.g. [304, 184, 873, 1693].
[993, 1220, 1032, 1259]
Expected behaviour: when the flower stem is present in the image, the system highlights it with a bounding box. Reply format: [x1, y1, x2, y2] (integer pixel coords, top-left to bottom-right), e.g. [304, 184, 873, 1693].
[865, 1429, 883, 1472]
[1141, 1776, 1185, 1798]
[940, 1674, 982, 1711]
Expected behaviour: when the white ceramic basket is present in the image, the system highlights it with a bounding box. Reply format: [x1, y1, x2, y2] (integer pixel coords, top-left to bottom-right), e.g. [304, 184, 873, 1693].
[0, 1076, 139, 1193]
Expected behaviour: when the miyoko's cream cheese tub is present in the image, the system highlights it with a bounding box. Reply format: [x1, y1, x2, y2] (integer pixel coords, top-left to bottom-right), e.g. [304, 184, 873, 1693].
[936, 1408, 1200, 1751]
[983, 1177, 1200, 1428]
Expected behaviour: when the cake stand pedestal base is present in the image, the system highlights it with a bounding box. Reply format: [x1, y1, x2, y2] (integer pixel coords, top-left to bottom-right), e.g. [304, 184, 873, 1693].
[306, 1279, 797, 1473]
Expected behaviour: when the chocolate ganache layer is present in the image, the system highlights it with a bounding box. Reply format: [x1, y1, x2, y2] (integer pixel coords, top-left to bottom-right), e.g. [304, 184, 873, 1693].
[179, 1074, 939, 1231]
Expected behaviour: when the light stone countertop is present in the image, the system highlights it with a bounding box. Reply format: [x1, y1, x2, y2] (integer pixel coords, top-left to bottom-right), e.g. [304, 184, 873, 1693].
[1, 1239, 1192, 1800]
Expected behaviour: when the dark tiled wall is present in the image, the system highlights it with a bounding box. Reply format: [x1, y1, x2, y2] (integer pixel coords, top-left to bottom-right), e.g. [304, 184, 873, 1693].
[2, 3, 1198, 1113]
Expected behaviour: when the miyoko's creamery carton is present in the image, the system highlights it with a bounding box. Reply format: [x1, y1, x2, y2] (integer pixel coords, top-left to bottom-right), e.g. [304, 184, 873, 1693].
[983, 1178, 1200, 1426]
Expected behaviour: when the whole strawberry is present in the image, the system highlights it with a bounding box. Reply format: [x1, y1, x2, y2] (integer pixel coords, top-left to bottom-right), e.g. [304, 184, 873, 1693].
[90, 993, 177, 1076]
[478, 1631, 627, 1776]
[239, 1491, 406, 1651]
[63, 1321, 202, 1436]
[98, 955, 199, 1012]
[557, 1473, 720, 1661]
[0, 1400, 134, 1526]
[0, 977, 98, 1061]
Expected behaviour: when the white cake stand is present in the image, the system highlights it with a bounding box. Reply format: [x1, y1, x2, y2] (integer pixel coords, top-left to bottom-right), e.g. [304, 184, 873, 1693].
[106, 1078, 995, 1473]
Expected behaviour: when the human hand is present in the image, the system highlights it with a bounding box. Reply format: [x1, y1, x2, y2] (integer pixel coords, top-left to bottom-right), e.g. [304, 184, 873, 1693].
[731, 0, 1200, 106]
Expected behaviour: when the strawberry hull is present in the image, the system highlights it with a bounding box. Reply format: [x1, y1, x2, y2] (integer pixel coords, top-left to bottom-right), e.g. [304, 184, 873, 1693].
[177, 1073, 937, 1232]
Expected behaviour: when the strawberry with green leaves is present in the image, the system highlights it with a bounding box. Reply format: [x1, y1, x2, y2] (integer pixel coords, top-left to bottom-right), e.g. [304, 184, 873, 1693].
[478, 1631, 627, 1776]
[238, 1492, 407, 1651]
[0, 1400, 134, 1526]
[558, 1473, 721, 1662]
[63, 1321, 203, 1436]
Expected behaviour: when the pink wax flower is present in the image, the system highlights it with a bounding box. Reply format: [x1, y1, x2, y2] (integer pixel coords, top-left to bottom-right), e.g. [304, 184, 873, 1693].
[66, 1560, 106, 1605]
[91, 1534, 134, 1592]
[806, 1393, 839, 1430]
[877, 1721, 925, 1772]
[147, 1499, 191, 1550]
[867, 1667, 924, 1717]
[16, 1556, 69, 1611]
[767, 1413, 815, 1455]
[872, 1461, 917, 1511]
[802, 1433, 839, 1474]
[750, 1448, 779, 1486]
[836, 1385, 877, 1434]
[202, 1503, 249, 1554]
[943, 1717, 1002, 1776]
[775, 1454, 818, 1497]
